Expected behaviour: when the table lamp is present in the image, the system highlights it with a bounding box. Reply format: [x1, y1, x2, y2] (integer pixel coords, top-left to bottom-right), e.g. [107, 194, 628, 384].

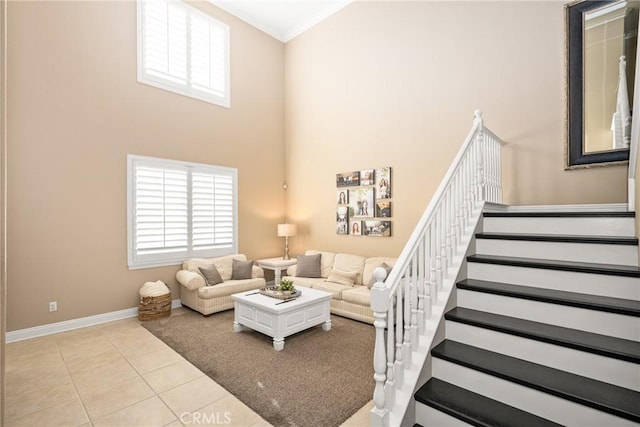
[277, 223, 297, 260]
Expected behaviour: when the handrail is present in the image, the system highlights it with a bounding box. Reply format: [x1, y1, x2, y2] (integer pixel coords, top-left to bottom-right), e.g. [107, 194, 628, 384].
[370, 110, 504, 426]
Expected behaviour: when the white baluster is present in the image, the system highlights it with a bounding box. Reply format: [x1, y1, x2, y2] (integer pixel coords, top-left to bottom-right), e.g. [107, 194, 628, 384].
[435, 212, 442, 291]
[371, 268, 390, 427]
[440, 205, 448, 281]
[386, 298, 395, 408]
[429, 223, 437, 303]
[450, 184, 458, 256]
[410, 256, 418, 351]
[497, 138, 503, 203]
[403, 275, 412, 365]
[417, 238, 426, 331]
[395, 279, 404, 388]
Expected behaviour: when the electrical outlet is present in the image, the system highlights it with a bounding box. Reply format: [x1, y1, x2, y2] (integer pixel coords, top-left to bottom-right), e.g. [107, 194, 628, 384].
[49, 301, 57, 312]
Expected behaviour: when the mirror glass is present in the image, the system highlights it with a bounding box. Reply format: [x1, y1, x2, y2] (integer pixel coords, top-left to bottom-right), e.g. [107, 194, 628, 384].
[566, 0, 639, 168]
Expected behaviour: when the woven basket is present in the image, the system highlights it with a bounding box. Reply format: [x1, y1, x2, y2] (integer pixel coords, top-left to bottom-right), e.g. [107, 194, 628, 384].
[138, 281, 171, 321]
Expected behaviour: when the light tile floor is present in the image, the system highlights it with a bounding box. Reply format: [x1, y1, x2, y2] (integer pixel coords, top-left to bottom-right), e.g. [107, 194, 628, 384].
[5, 308, 373, 426]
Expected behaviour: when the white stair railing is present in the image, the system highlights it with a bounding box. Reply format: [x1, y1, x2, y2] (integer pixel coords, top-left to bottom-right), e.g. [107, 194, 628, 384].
[370, 110, 504, 426]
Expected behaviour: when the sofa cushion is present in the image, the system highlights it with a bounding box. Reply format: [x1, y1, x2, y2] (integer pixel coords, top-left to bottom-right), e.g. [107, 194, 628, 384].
[342, 286, 371, 306]
[326, 268, 358, 286]
[333, 253, 366, 285]
[284, 276, 318, 289]
[363, 257, 397, 287]
[196, 278, 264, 299]
[306, 250, 336, 278]
[198, 265, 224, 286]
[231, 259, 254, 280]
[312, 281, 353, 300]
[184, 254, 246, 281]
[366, 262, 393, 289]
[296, 253, 322, 278]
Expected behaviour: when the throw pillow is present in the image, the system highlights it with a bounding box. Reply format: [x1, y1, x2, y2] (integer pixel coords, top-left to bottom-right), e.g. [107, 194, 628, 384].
[367, 263, 393, 289]
[231, 259, 254, 280]
[296, 253, 322, 278]
[198, 265, 224, 286]
[327, 268, 358, 286]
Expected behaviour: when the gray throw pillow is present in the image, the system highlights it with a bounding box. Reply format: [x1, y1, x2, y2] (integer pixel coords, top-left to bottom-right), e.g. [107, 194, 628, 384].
[231, 259, 254, 280]
[198, 265, 224, 286]
[367, 263, 393, 289]
[296, 253, 322, 278]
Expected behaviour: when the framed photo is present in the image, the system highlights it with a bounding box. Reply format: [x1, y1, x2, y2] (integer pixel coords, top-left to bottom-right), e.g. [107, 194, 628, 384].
[349, 187, 374, 218]
[375, 200, 391, 218]
[350, 220, 362, 235]
[336, 171, 360, 187]
[360, 169, 374, 186]
[363, 221, 391, 237]
[375, 167, 391, 199]
[336, 206, 348, 235]
[337, 190, 348, 204]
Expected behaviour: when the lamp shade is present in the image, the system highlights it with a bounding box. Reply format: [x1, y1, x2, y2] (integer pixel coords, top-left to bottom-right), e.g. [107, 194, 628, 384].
[277, 223, 297, 237]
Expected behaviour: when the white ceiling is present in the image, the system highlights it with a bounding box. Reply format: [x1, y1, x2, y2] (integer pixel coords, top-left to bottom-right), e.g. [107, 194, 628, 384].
[210, 0, 353, 43]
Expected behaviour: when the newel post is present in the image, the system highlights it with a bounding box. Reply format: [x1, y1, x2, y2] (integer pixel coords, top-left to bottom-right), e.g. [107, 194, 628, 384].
[370, 267, 390, 427]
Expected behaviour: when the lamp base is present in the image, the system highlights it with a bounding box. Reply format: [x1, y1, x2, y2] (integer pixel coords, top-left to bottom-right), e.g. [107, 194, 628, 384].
[283, 236, 291, 260]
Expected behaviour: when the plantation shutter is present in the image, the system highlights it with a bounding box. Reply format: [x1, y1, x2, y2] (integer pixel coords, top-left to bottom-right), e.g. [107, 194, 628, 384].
[134, 165, 189, 255]
[140, 0, 188, 85]
[190, 12, 228, 99]
[138, 0, 230, 107]
[128, 155, 237, 269]
[192, 171, 234, 250]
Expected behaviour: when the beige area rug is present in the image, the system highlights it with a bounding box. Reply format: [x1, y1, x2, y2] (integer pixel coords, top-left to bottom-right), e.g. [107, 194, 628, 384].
[142, 309, 375, 427]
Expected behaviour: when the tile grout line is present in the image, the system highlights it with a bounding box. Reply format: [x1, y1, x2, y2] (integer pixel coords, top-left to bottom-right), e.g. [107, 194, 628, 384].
[55, 334, 92, 426]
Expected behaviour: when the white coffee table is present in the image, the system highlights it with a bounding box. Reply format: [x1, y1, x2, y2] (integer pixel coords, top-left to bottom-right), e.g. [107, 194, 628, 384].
[232, 287, 332, 351]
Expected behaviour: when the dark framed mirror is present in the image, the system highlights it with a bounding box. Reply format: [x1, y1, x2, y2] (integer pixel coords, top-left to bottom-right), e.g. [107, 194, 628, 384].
[566, 0, 638, 169]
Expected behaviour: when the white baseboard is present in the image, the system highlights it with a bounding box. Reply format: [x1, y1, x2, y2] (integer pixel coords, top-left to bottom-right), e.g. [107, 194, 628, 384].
[5, 299, 182, 343]
[500, 203, 629, 213]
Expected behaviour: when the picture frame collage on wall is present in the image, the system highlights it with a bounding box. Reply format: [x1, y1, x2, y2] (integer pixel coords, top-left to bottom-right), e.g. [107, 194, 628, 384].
[336, 167, 392, 237]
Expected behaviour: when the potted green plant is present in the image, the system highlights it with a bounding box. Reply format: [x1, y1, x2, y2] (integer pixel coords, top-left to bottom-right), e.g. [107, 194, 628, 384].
[278, 279, 295, 296]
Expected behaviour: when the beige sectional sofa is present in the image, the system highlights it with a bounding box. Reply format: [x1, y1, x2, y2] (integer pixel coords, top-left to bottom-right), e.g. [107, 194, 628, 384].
[283, 250, 396, 324]
[176, 254, 266, 315]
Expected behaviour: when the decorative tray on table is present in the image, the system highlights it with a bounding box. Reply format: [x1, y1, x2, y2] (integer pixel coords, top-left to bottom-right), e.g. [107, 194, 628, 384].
[259, 286, 302, 301]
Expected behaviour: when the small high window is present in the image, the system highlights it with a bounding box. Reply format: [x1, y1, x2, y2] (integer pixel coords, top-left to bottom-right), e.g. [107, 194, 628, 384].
[137, 0, 230, 107]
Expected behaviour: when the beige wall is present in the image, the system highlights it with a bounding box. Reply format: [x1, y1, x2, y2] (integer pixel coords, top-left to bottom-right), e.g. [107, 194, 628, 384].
[284, 1, 628, 258]
[1, 0, 6, 419]
[7, 1, 285, 331]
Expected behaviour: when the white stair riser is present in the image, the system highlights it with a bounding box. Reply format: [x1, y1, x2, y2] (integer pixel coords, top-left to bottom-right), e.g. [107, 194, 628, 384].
[432, 358, 637, 426]
[415, 402, 471, 426]
[467, 263, 640, 300]
[457, 290, 639, 340]
[445, 321, 640, 391]
[482, 217, 635, 237]
[476, 239, 638, 267]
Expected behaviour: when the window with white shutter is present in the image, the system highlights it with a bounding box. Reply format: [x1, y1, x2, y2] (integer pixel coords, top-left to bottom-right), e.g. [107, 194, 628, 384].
[127, 155, 237, 269]
[137, 0, 230, 108]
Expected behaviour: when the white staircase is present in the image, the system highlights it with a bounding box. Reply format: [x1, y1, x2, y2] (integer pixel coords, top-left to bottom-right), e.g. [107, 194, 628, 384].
[414, 209, 640, 426]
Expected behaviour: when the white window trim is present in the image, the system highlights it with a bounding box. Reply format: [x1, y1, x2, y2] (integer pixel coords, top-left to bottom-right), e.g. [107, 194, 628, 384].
[127, 155, 238, 270]
[136, 0, 231, 108]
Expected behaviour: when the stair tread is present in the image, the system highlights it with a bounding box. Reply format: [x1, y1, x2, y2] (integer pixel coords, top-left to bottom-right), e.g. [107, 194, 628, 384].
[457, 279, 640, 317]
[432, 340, 640, 422]
[445, 307, 640, 363]
[467, 254, 640, 277]
[483, 211, 635, 218]
[415, 378, 562, 427]
[475, 232, 638, 245]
